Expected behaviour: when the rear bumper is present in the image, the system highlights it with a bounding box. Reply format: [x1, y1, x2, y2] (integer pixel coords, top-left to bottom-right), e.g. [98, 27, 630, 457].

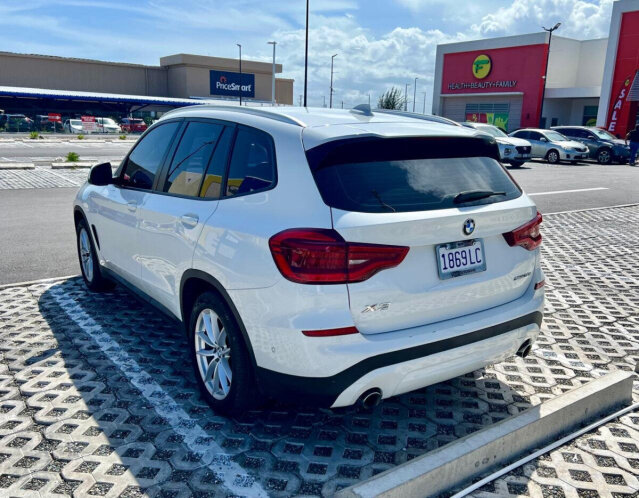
[256, 311, 542, 407]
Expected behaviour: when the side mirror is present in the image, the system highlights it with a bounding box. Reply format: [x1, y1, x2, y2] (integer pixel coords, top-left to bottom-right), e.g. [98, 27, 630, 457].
[88, 162, 113, 186]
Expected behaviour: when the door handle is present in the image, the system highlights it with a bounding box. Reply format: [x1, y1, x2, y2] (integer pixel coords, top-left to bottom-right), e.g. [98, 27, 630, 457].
[126, 201, 137, 212]
[180, 214, 199, 228]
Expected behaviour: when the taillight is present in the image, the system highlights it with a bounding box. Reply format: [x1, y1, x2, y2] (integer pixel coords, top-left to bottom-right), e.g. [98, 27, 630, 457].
[503, 211, 542, 251]
[269, 228, 409, 284]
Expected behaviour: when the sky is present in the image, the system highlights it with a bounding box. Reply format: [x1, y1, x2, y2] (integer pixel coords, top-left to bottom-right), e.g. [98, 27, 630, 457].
[0, 0, 616, 109]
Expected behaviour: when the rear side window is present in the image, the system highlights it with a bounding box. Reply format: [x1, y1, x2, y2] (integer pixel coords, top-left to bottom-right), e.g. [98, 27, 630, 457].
[225, 127, 276, 197]
[163, 122, 225, 197]
[306, 136, 521, 214]
[121, 122, 179, 190]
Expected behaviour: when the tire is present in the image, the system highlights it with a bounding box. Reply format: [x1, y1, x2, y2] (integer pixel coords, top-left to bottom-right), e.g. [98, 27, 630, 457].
[570, 161, 578, 165]
[188, 291, 257, 415]
[596, 148, 612, 165]
[76, 219, 113, 291]
[509, 161, 524, 168]
[546, 149, 560, 164]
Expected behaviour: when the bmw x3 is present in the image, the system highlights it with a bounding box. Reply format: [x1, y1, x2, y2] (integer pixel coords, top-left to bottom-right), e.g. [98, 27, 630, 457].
[73, 105, 545, 414]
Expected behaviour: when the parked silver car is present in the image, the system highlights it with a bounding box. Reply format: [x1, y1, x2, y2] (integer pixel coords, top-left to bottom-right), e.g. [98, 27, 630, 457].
[463, 123, 532, 167]
[509, 128, 588, 164]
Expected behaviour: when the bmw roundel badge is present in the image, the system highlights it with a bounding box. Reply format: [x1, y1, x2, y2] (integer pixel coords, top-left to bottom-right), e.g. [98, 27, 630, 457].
[463, 219, 475, 236]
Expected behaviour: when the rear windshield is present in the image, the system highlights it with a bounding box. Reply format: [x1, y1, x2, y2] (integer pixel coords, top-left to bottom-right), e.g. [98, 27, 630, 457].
[306, 136, 521, 213]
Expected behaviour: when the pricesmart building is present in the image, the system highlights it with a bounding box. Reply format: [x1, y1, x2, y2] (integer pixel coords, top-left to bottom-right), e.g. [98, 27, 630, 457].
[432, 0, 639, 137]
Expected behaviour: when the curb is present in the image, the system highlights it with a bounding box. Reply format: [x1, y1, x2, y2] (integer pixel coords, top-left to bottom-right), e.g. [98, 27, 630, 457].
[0, 162, 35, 170]
[336, 370, 634, 498]
[0, 274, 80, 290]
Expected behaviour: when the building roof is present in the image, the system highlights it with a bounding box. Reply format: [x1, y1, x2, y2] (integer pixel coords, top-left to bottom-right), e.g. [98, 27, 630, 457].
[0, 86, 246, 108]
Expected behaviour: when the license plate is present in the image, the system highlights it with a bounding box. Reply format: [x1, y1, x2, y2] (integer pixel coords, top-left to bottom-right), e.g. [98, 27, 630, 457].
[436, 239, 486, 280]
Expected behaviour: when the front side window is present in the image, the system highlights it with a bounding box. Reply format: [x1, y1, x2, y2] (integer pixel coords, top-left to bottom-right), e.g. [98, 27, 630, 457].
[528, 131, 543, 141]
[513, 130, 529, 139]
[225, 127, 276, 197]
[120, 122, 179, 190]
[163, 122, 225, 197]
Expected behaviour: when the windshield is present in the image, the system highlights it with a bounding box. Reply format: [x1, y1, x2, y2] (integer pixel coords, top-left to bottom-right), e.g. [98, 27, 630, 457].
[70, 120, 81, 125]
[474, 124, 508, 138]
[102, 118, 116, 125]
[544, 131, 568, 142]
[590, 128, 616, 140]
[306, 136, 521, 213]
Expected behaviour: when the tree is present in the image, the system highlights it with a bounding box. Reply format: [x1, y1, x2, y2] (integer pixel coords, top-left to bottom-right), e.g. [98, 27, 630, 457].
[377, 87, 405, 110]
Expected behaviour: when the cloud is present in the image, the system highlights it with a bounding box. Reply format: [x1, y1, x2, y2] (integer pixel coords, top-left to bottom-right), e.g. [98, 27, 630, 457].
[472, 0, 614, 39]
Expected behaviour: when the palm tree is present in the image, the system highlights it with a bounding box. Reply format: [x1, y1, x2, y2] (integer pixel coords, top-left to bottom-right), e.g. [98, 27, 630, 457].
[377, 87, 405, 110]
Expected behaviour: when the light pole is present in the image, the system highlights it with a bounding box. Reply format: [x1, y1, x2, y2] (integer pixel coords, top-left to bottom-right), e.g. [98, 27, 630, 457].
[413, 77, 418, 112]
[539, 22, 561, 128]
[423, 92, 427, 114]
[303, 0, 309, 107]
[330, 53, 338, 108]
[237, 44, 242, 106]
[404, 83, 410, 111]
[267, 41, 276, 105]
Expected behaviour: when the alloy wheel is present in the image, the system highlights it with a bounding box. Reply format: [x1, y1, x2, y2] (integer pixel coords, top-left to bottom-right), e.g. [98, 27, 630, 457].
[548, 151, 559, 163]
[598, 149, 611, 164]
[79, 228, 94, 282]
[195, 309, 232, 400]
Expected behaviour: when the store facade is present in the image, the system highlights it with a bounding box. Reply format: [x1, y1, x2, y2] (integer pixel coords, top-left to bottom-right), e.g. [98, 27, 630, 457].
[433, 0, 639, 136]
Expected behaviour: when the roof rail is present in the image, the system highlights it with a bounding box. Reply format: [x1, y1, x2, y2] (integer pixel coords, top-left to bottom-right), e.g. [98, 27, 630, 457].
[161, 104, 306, 127]
[374, 109, 461, 127]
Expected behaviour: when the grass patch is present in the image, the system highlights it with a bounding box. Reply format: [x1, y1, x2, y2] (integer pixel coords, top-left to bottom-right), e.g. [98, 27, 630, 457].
[29, 131, 40, 139]
[66, 152, 80, 162]
[77, 134, 84, 140]
[119, 134, 127, 140]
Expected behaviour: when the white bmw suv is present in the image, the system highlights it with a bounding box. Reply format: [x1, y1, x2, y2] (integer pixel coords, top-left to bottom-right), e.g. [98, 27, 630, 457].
[73, 105, 545, 414]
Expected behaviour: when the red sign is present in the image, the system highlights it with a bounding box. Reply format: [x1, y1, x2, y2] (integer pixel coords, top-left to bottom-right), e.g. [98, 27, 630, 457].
[605, 11, 639, 137]
[81, 115, 96, 132]
[47, 113, 61, 122]
[441, 44, 548, 129]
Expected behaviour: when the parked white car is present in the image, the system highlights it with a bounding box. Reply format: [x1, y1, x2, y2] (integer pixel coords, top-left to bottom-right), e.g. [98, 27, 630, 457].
[509, 128, 589, 164]
[95, 117, 121, 134]
[463, 122, 532, 167]
[63, 119, 83, 134]
[73, 106, 545, 414]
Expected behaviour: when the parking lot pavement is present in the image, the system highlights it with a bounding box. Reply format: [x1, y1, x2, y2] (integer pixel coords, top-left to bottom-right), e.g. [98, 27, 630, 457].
[509, 161, 639, 214]
[0, 205, 637, 497]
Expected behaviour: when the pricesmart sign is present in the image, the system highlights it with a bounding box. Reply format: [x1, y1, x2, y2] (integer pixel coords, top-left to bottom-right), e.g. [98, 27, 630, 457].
[209, 70, 255, 98]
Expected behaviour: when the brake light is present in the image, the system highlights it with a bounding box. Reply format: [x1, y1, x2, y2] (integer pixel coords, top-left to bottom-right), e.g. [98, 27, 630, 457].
[269, 228, 409, 284]
[503, 211, 543, 251]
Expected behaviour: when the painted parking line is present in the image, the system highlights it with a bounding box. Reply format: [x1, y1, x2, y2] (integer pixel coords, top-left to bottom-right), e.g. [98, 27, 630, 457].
[49, 284, 268, 497]
[528, 187, 609, 196]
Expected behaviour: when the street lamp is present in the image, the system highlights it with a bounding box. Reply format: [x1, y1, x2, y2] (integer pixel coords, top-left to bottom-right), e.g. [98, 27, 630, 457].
[539, 22, 561, 128]
[267, 41, 277, 105]
[237, 44, 243, 106]
[423, 92, 427, 114]
[413, 77, 418, 112]
[404, 83, 411, 111]
[304, 0, 309, 107]
[330, 53, 338, 108]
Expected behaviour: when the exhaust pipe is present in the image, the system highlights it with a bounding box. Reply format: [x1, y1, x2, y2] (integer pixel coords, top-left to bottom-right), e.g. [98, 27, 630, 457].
[358, 388, 382, 408]
[516, 340, 532, 358]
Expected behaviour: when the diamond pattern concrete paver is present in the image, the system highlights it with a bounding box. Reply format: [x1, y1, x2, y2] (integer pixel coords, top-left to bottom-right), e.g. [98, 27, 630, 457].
[0, 205, 637, 496]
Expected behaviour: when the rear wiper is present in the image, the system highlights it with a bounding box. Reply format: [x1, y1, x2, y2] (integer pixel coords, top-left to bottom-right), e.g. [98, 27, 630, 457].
[453, 190, 506, 204]
[371, 190, 396, 212]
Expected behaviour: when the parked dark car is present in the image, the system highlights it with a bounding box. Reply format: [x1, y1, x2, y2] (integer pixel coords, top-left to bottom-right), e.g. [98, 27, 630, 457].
[551, 126, 630, 164]
[35, 115, 58, 132]
[0, 114, 33, 132]
[120, 118, 147, 133]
